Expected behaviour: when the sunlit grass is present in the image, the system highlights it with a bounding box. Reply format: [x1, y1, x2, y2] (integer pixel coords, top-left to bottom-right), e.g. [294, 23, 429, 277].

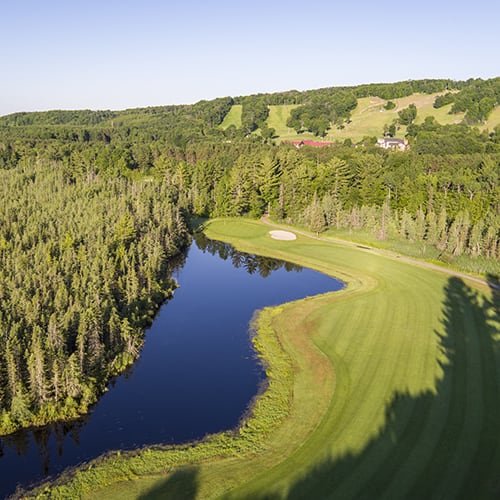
[266, 105, 307, 141]
[480, 104, 500, 131]
[261, 93, 468, 142]
[219, 105, 242, 129]
[29, 218, 497, 499]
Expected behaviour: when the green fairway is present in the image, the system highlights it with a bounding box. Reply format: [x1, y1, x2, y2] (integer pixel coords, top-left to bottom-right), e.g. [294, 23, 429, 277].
[33, 219, 499, 499]
[266, 105, 317, 141]
[220, 105, 242, 129]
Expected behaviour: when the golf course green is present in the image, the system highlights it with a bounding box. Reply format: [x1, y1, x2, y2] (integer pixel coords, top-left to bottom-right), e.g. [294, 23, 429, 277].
[32, 218, 499, 499]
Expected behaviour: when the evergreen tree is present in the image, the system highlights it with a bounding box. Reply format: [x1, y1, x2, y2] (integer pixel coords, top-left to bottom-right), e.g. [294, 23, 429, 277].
[425, 210, 439, 246]
[304, 194, 326, 234]
[437, 207, 449, 251]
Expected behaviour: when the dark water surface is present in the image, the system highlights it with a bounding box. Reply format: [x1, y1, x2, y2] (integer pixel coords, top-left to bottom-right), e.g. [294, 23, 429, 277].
[0, 236, 343, 498]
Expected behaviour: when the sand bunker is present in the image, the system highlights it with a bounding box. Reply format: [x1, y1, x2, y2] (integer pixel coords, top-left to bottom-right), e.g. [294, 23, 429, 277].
[269, 230, 297, 241]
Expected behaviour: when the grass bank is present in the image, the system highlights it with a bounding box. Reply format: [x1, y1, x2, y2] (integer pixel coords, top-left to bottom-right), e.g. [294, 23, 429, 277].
[25, 218, 499, 499]
[320, 227, 500, 278]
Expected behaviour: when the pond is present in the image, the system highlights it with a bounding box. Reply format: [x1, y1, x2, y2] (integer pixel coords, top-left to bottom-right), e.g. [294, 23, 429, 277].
[0, 235, 343, 498]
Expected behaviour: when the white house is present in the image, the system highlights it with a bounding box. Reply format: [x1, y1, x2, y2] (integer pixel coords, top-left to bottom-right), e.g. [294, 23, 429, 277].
[376, 138, 409, 151]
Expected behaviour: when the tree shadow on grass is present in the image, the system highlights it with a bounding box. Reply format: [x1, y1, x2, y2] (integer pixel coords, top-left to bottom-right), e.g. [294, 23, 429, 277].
[243, 276, 500, 499]
[138, 466, 199, 500]
[487, 273, 499, 313]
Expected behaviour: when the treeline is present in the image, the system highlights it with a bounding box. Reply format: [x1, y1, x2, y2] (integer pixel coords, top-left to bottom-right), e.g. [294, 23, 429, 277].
[0, 97, 234, 130]
[408, 118, 500, 155]
[0, 163, 188, 434]
[302, 198, 499, 261]
[2, 78, 498, 144]
[433, 77, 500, 124]
[0, 96, 234, 149]
[1, 125, 498, 262]
[164, 144, 499, 263]
[0, 109, 116, 127]
[233, 78, 462, 107]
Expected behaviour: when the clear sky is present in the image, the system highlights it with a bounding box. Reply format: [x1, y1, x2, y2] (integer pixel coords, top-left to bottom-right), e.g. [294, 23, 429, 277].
[1, 0, 499, 116]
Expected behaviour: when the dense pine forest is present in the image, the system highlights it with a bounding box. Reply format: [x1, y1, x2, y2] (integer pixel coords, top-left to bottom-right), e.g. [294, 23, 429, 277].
[0, 77, 498, 435]
[0, 165, 188, 434]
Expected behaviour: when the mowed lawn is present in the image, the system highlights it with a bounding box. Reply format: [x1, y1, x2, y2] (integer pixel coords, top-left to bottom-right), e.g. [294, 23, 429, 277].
[37, 219, 499, 499]
[205, 220, 499, 499]
[220, 104, 242, 129]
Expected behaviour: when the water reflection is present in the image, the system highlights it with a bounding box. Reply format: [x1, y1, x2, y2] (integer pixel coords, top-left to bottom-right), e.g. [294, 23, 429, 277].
[194, 233, 303, 277]
[1, 415, 88, 479]
[0, 236, 341, 498]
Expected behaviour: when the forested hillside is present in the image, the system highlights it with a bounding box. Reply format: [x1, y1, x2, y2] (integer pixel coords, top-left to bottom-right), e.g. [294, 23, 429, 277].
[0, 77, 498, 434]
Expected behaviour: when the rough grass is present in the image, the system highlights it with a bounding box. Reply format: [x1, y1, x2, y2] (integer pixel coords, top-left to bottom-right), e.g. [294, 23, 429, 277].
[27, 219, 499, 499]
[266, 105, 320, 142]
[323, 227, 500, 278]
[260, 93, 468, 142]
[220, 95, 497, 141]
[219, 105, 242, 129]
[327, 93, 465, 142]
[480, 105, 500, 131]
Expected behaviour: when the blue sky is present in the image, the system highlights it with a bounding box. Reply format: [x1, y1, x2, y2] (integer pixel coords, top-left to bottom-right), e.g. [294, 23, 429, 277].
[1, 0, 499, 115]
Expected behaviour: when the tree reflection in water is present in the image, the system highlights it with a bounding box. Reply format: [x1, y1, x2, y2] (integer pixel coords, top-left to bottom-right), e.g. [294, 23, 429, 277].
[194, 233, 302, 278]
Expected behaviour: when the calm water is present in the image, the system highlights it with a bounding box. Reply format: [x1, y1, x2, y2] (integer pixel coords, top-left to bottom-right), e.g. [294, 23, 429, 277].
[0, 235, 342, 498]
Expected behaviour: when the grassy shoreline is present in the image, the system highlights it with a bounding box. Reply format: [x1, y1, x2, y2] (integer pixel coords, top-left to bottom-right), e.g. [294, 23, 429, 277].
[23, 218, 498, 499]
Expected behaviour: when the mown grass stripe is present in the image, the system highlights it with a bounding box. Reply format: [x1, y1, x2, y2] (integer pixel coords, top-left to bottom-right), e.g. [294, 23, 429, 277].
[330, 279, 433, 498]
[435, 291, 483, 500]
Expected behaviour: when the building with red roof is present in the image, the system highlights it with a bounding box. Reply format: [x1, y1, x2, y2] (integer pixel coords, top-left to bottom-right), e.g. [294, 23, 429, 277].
[286, 139, 334, 148]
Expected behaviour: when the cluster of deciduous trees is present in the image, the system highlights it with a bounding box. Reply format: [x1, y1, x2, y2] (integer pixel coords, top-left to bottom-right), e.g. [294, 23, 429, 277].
[240, 97, 270, 135]
[407, 118, 500, 155]
[286, 91, 358, 136]
[0, 163, 188, 434]
[433, 77, 500, 124]
[398, 104, 418, 126]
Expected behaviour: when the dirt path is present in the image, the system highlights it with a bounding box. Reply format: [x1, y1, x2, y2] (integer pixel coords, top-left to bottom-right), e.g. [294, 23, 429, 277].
[261, 216, 499, 291]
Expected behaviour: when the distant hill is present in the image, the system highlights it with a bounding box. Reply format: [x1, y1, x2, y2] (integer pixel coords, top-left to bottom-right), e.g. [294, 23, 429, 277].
[263, 91, 500, 142]
[259, 93, 465, 142]
[1, 78, 499, 144]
